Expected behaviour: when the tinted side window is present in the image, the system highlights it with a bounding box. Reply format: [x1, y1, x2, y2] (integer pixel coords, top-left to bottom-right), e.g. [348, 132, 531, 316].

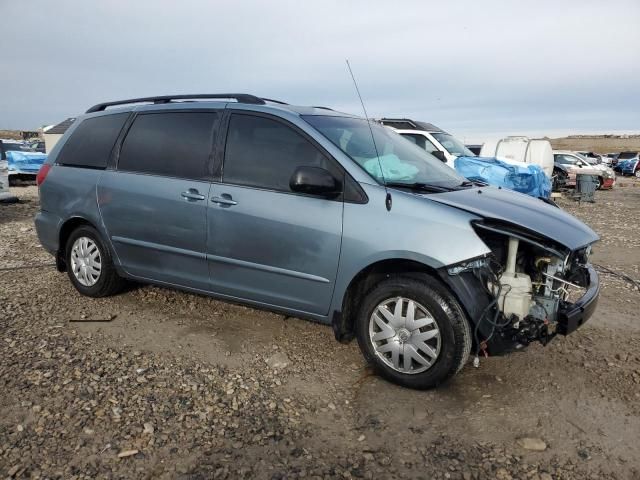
[118, 112, 217, 180]
[401, 133, 439, 154]
[223, 114, 341, 193]
[57, 114, 127, 168]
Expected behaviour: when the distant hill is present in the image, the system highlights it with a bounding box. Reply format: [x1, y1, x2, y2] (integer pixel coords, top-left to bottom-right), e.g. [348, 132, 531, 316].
[548, 134, 640, 153]
[0, 130, 23, 140]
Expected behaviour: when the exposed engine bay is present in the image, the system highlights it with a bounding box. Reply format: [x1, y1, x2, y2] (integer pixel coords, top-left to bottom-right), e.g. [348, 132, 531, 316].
[446, 221, 597, 358]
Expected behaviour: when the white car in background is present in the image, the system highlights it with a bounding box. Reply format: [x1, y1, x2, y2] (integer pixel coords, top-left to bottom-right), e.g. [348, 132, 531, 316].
[379, 119, 475, 169]
[553, 150, 616, 190]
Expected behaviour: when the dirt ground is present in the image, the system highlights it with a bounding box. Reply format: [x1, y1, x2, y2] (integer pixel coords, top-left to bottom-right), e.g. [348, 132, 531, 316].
[549, 136, 640, 154]
[1, 179, 639, 480]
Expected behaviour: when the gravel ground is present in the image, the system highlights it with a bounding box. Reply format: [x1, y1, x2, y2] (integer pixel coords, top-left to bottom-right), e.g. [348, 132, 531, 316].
[1, 180, 639, 479]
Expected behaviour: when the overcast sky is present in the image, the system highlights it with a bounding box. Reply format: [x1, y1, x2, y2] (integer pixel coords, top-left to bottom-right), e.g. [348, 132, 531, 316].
[1, 0, 639, 141]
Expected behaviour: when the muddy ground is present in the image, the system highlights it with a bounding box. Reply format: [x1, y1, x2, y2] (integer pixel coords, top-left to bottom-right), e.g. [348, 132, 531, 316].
[1, 180, 639, 480]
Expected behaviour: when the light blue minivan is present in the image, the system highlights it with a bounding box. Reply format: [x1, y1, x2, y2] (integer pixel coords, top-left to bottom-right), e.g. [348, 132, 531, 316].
[35, 94, 600, 389]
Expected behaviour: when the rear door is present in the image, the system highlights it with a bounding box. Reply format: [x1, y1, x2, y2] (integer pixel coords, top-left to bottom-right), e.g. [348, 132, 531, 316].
[206, 111, 344, 315]
[98, 110, 219, 290]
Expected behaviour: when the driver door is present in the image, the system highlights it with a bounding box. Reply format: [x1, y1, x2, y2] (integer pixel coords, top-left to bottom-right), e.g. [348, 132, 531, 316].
[206, 112, 344, 315]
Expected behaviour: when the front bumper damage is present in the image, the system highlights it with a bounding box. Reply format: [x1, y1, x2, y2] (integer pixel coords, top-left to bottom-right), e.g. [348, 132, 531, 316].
[439, 261, 599, 355]
[556, 265, 599, 335]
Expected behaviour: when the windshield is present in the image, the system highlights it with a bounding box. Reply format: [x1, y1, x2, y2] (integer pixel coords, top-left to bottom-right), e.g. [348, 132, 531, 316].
[572, 153, 592, 164]
[618, 152, 638, 159]
[303, 116, 466, 187]
[430, 132, 475, 157]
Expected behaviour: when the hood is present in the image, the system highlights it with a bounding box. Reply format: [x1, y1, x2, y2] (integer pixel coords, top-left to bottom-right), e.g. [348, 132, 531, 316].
[428, 186, 599, 250]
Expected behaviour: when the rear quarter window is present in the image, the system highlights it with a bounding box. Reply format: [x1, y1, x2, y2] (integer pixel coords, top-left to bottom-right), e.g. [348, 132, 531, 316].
[57, 113, 128, 168]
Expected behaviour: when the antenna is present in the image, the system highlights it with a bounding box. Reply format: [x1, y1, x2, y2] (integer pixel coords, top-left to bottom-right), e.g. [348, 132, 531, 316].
[345, 59, 391, 211]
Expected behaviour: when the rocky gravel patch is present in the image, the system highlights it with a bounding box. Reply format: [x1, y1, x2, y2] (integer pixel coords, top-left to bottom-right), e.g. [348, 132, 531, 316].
[1, 185, 639, 479]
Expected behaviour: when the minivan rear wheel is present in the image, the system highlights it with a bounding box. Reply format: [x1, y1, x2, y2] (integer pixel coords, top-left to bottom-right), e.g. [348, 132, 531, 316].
[65, 225, 125, 297]
[355, 274, 471, 389]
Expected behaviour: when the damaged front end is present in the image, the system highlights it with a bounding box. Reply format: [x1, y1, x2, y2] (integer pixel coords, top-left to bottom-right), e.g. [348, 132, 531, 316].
[440, 220, 599, 355]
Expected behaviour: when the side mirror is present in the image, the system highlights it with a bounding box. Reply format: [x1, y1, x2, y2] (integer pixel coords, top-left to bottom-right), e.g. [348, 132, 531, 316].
[431, 150, 447, 162]
[290, 166, 342, 198]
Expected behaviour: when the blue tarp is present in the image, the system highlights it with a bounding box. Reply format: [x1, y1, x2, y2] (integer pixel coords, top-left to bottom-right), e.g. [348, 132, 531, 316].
[616, 159, 639, 175]
[6, 151, 47, 175]
[454, 156, 551, 199]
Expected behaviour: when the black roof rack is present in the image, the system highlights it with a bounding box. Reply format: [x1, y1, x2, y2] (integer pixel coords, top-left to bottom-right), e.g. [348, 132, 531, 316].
[380, 118, 446, 133]
[261, 97, 288, 105]
[380, 118, 418, 129]
[86, 94, 266, 113]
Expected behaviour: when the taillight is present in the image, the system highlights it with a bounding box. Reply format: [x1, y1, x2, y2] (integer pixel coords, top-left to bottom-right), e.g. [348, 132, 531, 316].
[36, 164, 52, 186]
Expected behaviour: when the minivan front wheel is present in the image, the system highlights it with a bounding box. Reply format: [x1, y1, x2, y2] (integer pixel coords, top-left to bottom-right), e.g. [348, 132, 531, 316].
[65, 225, 125, 297]
[355, 275, 471, 389]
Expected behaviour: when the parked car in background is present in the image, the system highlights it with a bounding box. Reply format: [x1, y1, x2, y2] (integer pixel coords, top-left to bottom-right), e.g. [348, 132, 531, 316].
[553, 151, 615, 189]
[379, 118, 476, 168]
[576, 151, 603, 164]
[465, 144, 483, 156]
[614, 152, 640, 177]
[7, 150, 47, 182]
[0, 139, 30, 159]
[480, 136, 554, 178]
[30, 140, 46, 153]
[0, 155, 9, 201]
[0, 140, 25, 199]
[605, 152, 620, 167]
[2, 138, 46, 183]
[380, 121, 550, 198]
[35, 93, 600, 390]
[599, 153, 616, 166]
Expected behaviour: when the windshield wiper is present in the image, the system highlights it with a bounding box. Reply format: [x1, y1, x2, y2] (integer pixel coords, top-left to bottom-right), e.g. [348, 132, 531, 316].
[384, 182, 453, 193]
[459, 180, 488, 188]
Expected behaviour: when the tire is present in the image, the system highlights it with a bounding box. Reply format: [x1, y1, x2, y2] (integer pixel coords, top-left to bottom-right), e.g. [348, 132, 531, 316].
[552, 168, 567, 191]
[65, 225, 125, 297]
[355, 274, 471, 389]
[596, 177, 603, 190]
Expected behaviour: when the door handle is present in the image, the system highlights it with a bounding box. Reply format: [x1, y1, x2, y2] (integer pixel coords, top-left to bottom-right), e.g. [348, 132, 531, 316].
[211, 194, 238, 206]
[181, 189, 205, 201]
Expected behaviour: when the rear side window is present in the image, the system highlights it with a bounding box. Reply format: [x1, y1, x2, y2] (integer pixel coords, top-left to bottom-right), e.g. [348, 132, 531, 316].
[118, 112, 217, 180]
[57, 114, 128, 168]
[401, 133, 439, 154]
[223, 114, 340, 193]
